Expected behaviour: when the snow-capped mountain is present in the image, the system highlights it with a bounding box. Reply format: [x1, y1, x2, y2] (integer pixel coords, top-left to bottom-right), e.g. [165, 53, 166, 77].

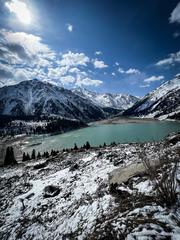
[123, 76, 180, 119]
[0, 80, 110, 122]
[72, 87, 138, 110]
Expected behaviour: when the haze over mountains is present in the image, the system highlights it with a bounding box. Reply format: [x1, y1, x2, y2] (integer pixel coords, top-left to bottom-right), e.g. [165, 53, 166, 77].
[0, 76, 179, 121]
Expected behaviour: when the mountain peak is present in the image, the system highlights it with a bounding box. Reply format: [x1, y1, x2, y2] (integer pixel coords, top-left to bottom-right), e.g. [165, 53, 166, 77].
[72, 87, 138, 110]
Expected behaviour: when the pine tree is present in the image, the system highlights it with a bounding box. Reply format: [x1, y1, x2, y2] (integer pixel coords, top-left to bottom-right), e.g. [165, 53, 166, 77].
[37, 152, 41, 159]
[26, 153, 31, 160]
[22, 152, 26, 162]
[86, 141, 91, 150]
[74, 143, 78, 150]
[4, 146, 17, 165]
[31, 149, 36, 159]
[103, 142, 106, 147]
[45, 151, 49, 158]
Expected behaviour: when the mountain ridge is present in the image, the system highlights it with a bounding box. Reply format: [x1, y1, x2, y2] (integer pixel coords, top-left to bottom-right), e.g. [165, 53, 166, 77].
[123, 76, 180, 120]
[72, 87, 139, 110]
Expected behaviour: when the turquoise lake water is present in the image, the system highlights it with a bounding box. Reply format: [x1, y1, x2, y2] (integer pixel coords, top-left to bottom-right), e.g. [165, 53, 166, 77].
[23, 120, 180, 153]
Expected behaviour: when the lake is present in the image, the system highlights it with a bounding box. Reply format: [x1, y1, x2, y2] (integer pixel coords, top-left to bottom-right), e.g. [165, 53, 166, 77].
[23, 119, 180, 153]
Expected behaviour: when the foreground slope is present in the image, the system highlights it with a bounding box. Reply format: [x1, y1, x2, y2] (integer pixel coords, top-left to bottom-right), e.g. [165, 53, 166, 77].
[0, 136, 179, 239]
[0, 80, 107, 122]
[72, 87, 139, 110]
[123, 76, 180, 119]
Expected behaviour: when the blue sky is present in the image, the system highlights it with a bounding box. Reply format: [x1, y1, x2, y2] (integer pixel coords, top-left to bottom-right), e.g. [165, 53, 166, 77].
[0, 0, 180, 96]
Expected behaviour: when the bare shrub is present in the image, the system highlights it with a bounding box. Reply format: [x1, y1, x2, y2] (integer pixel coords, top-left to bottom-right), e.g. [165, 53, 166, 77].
[140, 148, 179, 207]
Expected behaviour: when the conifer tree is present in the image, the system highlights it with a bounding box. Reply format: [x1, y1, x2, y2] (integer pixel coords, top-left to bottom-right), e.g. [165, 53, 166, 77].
[37, 152, 41, 159]
[22, 152, 26, 162]
[74, 143, 78, 150]
[26, 153, 31, 160]
[31, 149, 36, 159]
[4, 146, 17, 165]
[45, 151, 49, 158]
[86, 141, 91, 150]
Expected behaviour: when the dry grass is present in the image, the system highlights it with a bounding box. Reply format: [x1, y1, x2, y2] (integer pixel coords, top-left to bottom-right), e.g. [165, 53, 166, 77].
[141, 147, 179, 207]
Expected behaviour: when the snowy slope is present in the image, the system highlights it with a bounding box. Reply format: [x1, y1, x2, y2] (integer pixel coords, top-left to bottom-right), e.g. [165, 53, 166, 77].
[0, 136, 180, 239]
[123, 76, 180, 119]
[0, 80, 107, 122]
[72, 87, 138, 110]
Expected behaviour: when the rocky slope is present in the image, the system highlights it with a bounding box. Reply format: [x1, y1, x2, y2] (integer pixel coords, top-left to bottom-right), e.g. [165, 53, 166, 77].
[0, 80, 110, 122]
[0, 134, 179, 239]
[72, 87, 139, 110]
[123, 77, 180, 120]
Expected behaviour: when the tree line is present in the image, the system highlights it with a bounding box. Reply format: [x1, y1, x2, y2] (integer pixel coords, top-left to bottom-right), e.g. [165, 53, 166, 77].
[3, 140, 117, 165]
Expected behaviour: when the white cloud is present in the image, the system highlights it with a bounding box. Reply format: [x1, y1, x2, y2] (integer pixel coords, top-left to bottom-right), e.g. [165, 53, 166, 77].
[93, 59, 108, 69]
[5, 0, 31, 24]
[117, 67, 140, 74]
[48, 66, 69, 79]
[169, 2, 180, 24]
[156, 58, 174, 66]
[67, 24, 73, 32]
[76, 77, 103, 87]
[0, 29, 104, 88]
[115, 62, 119, 66]
[140, 84, 150, 88]
[1, 29, 54, 64]
[112, 72, 116, 76]
[144, 75, 164, 83]
[61, 75, 75, 84]
[117, 67, 125, 73]
[59, 51, 90, 67]
[156, 51, 180, 66]
[68, 67, 80, 74]
[126, 68, 140, 74]
[95, 51, 102, 55]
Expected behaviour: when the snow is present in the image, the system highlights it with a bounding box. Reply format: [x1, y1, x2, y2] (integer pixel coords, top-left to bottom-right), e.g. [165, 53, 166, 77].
[131, 77, 180, 120]
[0, 80, 106, 121]
[0, 151, 117, 239]
[134, 180, 153, 193]
[72, 87, 138, 110]
[0, 137, 180, 239]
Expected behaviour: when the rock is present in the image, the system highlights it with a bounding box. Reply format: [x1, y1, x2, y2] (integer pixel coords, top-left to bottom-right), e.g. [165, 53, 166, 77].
[97, 151, 102, 157]
[113, 159, 124, 166]
[69, 163, 79, 171]
[167, 134, 180, 145]
[108, 162, 146, 186]
[34, 161, 48, 170]
[43, 185, 60, 198]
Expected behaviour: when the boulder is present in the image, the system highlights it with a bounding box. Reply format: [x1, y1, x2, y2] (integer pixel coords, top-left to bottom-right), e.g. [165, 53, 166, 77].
[34, 161, 48, 170]
[69, 163, 79, 171]
[43, 185, 60, 198]
[108, 162, 146, 186]
[167, 134, 180, 145]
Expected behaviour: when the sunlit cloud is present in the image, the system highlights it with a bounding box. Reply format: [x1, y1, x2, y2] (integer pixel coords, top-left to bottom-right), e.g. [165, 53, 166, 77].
[95, 51, 102, 55]
[67, 23, 73, 32]
[0, 29, 104, 88]
[126, 68, 140, 74]
[93, 59, 108, 69]
[5, 0, 32, 25]
[169, 2, 180, 24]
[144, 75, 164, 83]
[156, 51, 180, 66]
[117, 67, 140, 75]
[59, 51, 90, 67]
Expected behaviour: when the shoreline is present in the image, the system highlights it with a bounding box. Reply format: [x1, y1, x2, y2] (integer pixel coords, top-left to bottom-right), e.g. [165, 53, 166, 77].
[89, 116, 159, 125]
